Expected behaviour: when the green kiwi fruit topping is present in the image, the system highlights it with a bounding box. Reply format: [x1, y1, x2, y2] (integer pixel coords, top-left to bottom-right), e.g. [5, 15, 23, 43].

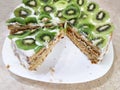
[25, 17, 38, 24]
[35, 46, 45, 53]
[62, 4, 80, 19]
[6, 17, 25, 25]
[29, 28, 41, 36]
[15, 38, 37, 50]
[35, 30, 56, 43]
[95, 24, 114, 35]
[40, 0, 52, 4]
[22, 0, 39, 8]
[79, 11, 88, 20]
[86, 2, 99, 12]
[92, 36, 107, 48]
[75, 0, 87, 6]
[14, 6, 32, 18]
[53, 0, 59, 2]
[56, 10, 63, 18]
[68, 18, 78, 26]
[43, 4, 56, 13]
[54, 0, 68, 10]
[77, 23, 95, 40]
[95, 10, 110, 22]
[47, 25, 60, 30]
[39, 12, 52, 22]
[8, 30, 30, 39]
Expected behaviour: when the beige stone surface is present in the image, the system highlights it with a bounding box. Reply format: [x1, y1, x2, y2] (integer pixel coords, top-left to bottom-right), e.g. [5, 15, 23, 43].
[0, 0, 120, 90]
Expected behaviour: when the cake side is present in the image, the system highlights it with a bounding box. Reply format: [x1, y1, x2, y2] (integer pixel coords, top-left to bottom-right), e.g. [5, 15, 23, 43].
[9, 26, 65, 70]
[28, 30, 64, 70]
[66, 27, 101, 63]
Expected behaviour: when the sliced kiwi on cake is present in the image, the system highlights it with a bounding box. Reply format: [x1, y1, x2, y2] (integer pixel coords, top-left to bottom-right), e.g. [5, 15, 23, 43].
[85, 2, 99, 13]
[74, 0, 87, 7]
[29, 28, 41, 36]
[35, 30, 56, 44]
[35, 46, 45, 53]
[6, 17, 25, 25]
[55, 10, 66, 21]
[54, 0, 68, 10]
[40, 4, 56, 14]
[15, 38, 37, 50]
[8, 30, 31, 39]
[68, 18, 78, 27]
[22, 0, 40, 8]
[91, 36, 108, 48]
[55, 10, 63, 18]
[62, 4, 80, 19]
[93, 10, 110, 23]
[25, 16, 38, 25]
[94, 23, 114, 35]
[77, 23, 95, 40]
[39, 0, 52, 4]
[79, 11, 89, 20]
[39, 12, 52, 23]
[14, 6, 32, 18]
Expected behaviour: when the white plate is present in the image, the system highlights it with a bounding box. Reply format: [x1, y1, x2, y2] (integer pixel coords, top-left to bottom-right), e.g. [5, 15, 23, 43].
[2, 37, 114, 84]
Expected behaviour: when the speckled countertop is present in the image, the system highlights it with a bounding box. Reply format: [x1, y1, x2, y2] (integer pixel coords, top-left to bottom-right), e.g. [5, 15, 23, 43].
[0, 0, 120, 90]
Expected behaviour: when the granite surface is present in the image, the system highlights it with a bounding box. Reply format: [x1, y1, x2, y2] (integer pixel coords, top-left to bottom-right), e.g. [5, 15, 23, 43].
[0, 0, 120, 90]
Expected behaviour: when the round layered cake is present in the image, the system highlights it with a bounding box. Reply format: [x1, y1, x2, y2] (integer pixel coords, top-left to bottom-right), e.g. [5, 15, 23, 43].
[6, 0, 114, 70]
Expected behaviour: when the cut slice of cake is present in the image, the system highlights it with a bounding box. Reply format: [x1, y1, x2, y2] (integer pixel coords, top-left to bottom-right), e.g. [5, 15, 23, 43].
[9, 26, 65, 70]
[6, 0, 114, 70]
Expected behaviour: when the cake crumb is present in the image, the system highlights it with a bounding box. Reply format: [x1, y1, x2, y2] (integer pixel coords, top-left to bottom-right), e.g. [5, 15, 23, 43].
[49, 67, 55, 73]
[49, 67, 55, 76]
[6, 65, 10, 69]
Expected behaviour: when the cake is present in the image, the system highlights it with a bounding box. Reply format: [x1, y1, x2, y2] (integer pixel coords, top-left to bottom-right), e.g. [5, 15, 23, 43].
[6, 0, 114, 70]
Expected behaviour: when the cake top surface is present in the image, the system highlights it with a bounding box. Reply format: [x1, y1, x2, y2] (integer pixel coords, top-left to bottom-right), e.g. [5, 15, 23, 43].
[6, 0, 114, 53]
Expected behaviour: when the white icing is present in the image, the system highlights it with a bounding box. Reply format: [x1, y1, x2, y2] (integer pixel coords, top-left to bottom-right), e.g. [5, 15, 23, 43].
[50, 13, 61, 25]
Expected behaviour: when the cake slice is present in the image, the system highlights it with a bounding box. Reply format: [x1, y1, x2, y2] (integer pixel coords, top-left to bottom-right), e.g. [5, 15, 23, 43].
[9, 26, 64, 70]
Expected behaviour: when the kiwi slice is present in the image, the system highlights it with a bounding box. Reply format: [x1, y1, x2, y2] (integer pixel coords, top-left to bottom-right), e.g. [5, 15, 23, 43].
[25, 17, 38, 25]
[29, 28, 41, 36]
[47, 25, 60, 30]
[40, 0, 52, 4]
[95, 23, 114, 35]
[74, 0, 87, 7]
[39, 12, 52, 23]
[56, 10, 63, 18]
[8, 30, 30, 39]
[35, 30, 56, 43]
[79, 11, 88, 20]
[42, 4, 56, 13]
[62, 4, 80, 19]
[15, 38, 37, 50]
[93, 10, 110, 22]
[77, 23, 95, 40]
[92, 36, 107, 48]
[68, 18, 78, 27]
[86, 2, 99, 12]
[35, 46, 45, 53]
[55, 10, 66, 21]
[54, 0, 68, 10]
[67, 0, 72, 3]
[14, 6, 32, 18]
[6, 17, 25, 25]
[22, 0, 40, 8]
